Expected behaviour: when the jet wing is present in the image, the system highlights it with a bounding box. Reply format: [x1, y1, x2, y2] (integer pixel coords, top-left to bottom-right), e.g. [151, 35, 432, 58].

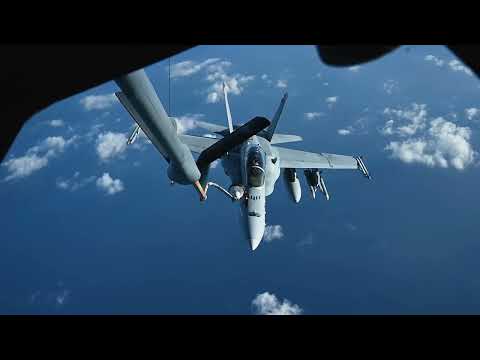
[274, 146, 358, 169]
[192, 121, 228, 133]
[270, 134, 303, 144]
[178, 134, 218, 154]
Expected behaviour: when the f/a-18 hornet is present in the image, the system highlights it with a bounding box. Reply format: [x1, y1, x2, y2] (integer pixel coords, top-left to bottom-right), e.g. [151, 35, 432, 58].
[115, 69, 371, 251]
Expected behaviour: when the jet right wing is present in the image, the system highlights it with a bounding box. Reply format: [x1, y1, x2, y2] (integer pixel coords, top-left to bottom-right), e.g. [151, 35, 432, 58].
[274, 145, 360, 170]
[270, 134, 303, 144]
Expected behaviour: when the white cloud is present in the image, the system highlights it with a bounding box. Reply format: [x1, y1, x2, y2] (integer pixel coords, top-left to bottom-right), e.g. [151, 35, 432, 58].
[424, 55, 473, 76]
[276, 80, 288, 89]
[466, 108, 479, 121]
[204, 61, 255, 103]
[425, 55, 444, 67]
[252, 292, 303, 315]
[304, 112, 324, 120]
[338, 129, 352, 136]
[30, 282, 71, 309]
[382, 103, 428, 137]
[174, 114, 205, 134]
[85, 123, 105, 142]
[380, 120, 395, 136]
[2, 136, 76, 181]
[3, 154, 49, 181]
[170, 58, 220, 78]
[56, 172, 96, 192]
[96, 173, 124, 195]
[448, 59, 473, 76]
[385, 117, 476, 170]
[383, 80, 398, 95]
[96, 132, 127, 161]
[348, 65, 361, 72]
[80, 93, 118, 111]
[55, 289, 70, 307]
[326, 96, 338, 108]
[49, 119, 64, 127]
[323, 82, 329, 86]
[260, 73, 273, 86]
[263, 225, 284, 242]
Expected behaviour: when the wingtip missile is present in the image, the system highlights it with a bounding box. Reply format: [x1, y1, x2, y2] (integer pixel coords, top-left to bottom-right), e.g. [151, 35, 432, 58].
[356, 156, 371, 179]
[127, 125, 140, 145]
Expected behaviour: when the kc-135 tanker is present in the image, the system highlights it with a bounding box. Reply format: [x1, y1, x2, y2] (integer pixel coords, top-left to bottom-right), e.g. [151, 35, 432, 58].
[115, 69, 371, 251]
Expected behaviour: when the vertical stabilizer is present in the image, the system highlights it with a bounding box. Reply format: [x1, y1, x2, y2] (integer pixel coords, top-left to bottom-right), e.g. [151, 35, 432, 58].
[223, 82, 234, 134]
[264, 92, 288, 142]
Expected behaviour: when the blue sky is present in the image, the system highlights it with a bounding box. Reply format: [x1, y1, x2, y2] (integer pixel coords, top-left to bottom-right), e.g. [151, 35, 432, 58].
[1, 45, 480, 314]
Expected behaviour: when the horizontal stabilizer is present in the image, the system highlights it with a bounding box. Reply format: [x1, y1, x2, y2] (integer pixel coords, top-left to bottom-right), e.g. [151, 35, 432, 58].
[197, 116, 271, 170]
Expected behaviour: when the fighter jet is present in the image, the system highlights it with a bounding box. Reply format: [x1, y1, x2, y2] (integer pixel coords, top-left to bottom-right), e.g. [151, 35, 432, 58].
[116, 70, 371, 251]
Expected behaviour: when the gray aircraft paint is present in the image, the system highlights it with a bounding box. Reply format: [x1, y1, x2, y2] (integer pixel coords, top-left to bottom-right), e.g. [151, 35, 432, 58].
[116, 69, 370, 251]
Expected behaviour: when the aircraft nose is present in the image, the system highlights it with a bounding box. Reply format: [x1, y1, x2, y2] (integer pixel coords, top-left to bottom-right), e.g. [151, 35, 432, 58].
[248, 216, 265, 251]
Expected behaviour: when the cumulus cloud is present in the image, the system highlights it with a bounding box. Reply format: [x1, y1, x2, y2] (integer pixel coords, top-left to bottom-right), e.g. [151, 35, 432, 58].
[260, 73, 273, 86]
[2, 136, 76, 181]
[204, 60, 255, 103]
[383, 79, 398, 95]
[382, 103, 428, 137]
[56, 171, 96, 192]
[3, 154, 48, 181]
[252, 292, 303, 315]
[55, 289, 70, 307]
[174, 114, 205, 134]
[348, 65, 361, 72]
[448, 59, 473, 76]
[338, 128, 352, 136]
[424, 55, 473, 76]
[96, 173, 124, 195]
[304, 112, 324, 120]
[385, 117, 476, 170]
[325, 96, 338, 108]
[263, 225, 284, 242]
[425, 55, 444, 67]
[276, 79, 288, 89]
[170, 58, 220, 78]
[30, 282, 71, 309]
[49, 119, 64, 127]
[465, 108, 479, 121]
[80, 93, 118, 111]
[96, 132, 128, 161]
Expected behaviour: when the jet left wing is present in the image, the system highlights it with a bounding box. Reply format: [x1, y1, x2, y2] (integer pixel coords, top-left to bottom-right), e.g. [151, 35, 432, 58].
[178, 134, 218, 154]
[191, 120, 227, 133]
[274, 146, 359, 170]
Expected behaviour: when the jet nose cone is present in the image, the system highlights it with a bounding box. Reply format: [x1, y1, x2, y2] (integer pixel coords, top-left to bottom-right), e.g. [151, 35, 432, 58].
[250, 236, 262, 251]
[248, 216, 265, 251]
